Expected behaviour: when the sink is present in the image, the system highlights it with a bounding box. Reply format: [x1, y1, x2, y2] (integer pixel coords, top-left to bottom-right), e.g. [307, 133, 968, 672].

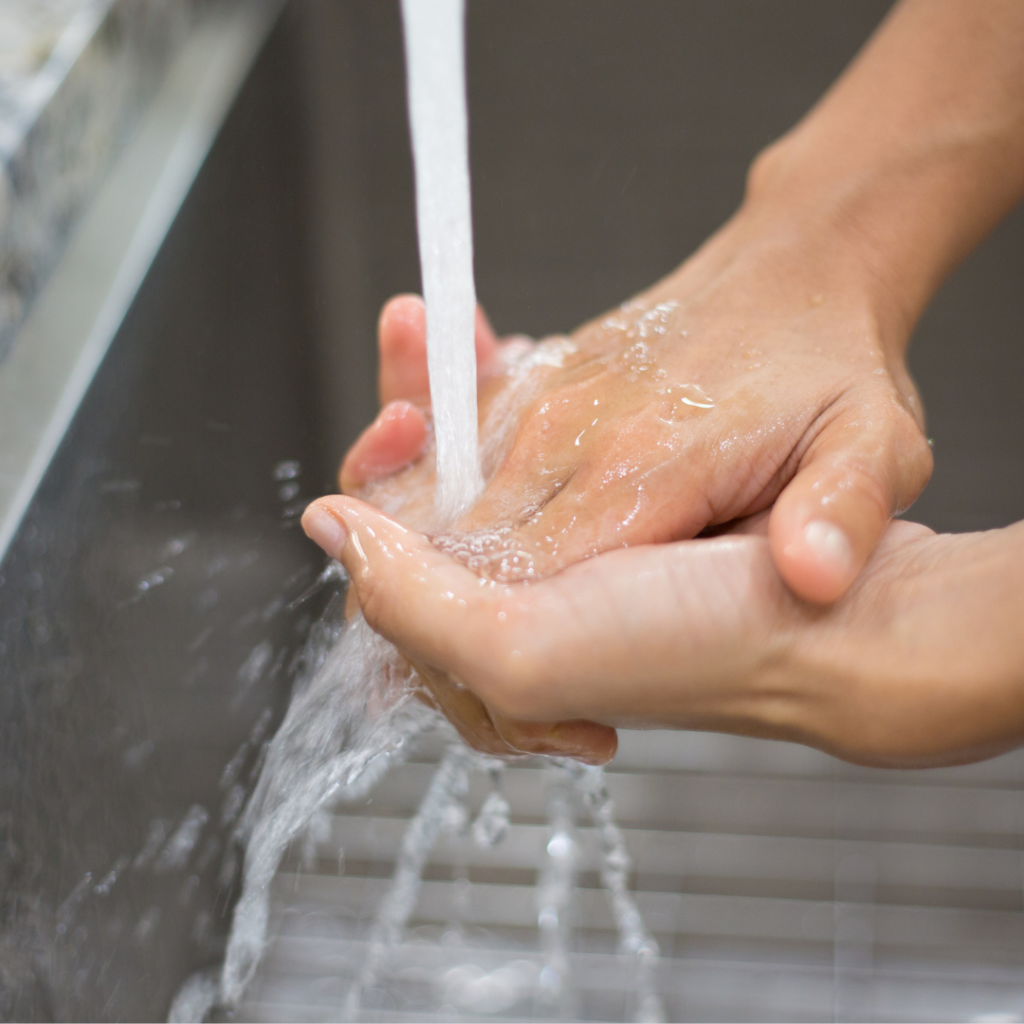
[2, 2, 1023, 1021]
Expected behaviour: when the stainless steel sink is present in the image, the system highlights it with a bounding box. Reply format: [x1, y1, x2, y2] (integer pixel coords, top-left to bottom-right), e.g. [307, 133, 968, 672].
[1, 2, 1023, 1021]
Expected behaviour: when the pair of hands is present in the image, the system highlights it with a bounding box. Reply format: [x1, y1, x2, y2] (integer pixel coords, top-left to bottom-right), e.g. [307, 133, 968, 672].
[300, 202, 1024, 769]
[300, 0, 1024, 769]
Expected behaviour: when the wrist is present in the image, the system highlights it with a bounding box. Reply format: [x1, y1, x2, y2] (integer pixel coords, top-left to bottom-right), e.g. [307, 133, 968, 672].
[737, 133, 931, 353]
[691, 163, 912, 367]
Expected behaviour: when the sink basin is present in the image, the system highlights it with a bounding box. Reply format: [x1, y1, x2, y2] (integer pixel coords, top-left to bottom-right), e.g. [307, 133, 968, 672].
[2, 2, 1023, 1021]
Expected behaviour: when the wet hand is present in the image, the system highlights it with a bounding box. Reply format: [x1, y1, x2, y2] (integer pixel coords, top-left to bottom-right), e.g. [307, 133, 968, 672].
[343, 202, 932, 604]
[307, 498, 1024, 770]
[330, 297, 616, 765]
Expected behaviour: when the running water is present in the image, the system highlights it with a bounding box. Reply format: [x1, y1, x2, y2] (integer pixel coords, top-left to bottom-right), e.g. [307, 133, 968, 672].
[168, 2, 665, 1020]
[204, 5, 485, 1012]
[537, 764, 580, 1020]
[402, 0, 483, 520]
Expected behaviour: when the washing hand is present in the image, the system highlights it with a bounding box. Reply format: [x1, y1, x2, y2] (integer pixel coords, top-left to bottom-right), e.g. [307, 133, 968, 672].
[307, 0, 1024, 764]
[327, 298, 617, 765]
[319, 225, 922, 764]
[308, 499, 1024, 769]
[343, 199, 930, 604]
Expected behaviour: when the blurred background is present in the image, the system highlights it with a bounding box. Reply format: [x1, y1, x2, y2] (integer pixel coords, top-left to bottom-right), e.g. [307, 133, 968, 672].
[0, 1, 1022, 1020]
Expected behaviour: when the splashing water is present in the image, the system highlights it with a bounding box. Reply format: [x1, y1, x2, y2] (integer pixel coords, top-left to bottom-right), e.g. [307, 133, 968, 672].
[342, 743, 474, 1020]
[537, 764, 580, 1020]
[574, 762, 665, 1023]
[219, 613, 431, 1006]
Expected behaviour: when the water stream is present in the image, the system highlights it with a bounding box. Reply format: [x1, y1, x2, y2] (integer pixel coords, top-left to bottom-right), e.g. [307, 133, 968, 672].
[402, 0, 482, 520]
[168, 2, 663, 1020]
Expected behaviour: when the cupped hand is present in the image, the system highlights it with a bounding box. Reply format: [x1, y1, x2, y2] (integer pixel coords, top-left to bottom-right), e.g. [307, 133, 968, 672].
[306, 497, 1024, 770]
[343, 202, 933, 604]
[329, 297, 616, 765]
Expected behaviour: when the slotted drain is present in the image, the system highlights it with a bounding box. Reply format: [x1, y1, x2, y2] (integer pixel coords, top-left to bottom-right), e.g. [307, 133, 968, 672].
[240, 731, 1024, 1022]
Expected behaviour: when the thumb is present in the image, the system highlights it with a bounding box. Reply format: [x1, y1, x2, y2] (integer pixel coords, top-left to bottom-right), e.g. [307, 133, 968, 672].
[769, 399, 932, 603]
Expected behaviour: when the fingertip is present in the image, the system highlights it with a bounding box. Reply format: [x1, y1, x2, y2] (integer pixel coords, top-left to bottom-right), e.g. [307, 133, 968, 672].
[379, 295, 429, 403]
[303, 495, 398, 587]
[340, 400, 428, 491]
[772, 515, 858, 603]
[301, 502, 348, 559]
[378, 294, 425, 340]
[492, 716, 618, 765]
[569, 722, 618, 765]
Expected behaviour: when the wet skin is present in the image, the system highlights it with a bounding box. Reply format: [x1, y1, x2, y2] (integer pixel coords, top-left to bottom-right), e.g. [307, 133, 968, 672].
[317, 296, 1024, 768]
[308, 500, 1024, 769]
[343, 210, 933, 605]
[333, 302, 619, 763]
[326, 197, 934, 763]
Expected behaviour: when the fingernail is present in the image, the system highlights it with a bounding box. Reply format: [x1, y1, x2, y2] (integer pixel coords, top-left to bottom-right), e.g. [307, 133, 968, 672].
[302, 507, 347, 554]
[802, 519, 852, 573]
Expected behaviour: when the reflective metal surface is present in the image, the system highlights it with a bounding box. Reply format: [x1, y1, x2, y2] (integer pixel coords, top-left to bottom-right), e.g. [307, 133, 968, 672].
[0, 9, 317, 1020]
[246, 735, 1024, 1022]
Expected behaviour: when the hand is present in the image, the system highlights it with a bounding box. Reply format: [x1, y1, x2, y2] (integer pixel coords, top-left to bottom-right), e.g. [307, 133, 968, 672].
[342, 201, 933, 604]
[333, 299, 617, 765]
[342, 0, 1024, 607]
[332, 209, 929, 762]
[305, 497, 1024, 770]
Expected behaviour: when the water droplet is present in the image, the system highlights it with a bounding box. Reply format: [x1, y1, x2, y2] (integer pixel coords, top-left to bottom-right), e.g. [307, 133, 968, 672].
[660, 382, 715, 418]
[272, 460, 301, 481]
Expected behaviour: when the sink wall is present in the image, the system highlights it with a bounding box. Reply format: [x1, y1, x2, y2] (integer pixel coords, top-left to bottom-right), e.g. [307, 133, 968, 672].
[0, 15, 325, 1020]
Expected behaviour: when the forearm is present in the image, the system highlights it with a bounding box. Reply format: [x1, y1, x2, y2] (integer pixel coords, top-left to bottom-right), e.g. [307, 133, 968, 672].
[744, 0, 1024, 343]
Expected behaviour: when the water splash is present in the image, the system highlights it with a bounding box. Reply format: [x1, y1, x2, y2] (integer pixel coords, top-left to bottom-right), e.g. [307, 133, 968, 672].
[537, 763, 580, 1020]
[574, 763, 665, 1024]
[472, 766, 511, 848]
[342, 743, 474, 1020]
[166, 0, 668, 1014]
[218, 612, 430, 1006]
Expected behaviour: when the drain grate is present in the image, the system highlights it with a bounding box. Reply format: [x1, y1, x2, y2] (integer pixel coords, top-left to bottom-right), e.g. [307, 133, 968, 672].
[240, 730, 1024, 1022]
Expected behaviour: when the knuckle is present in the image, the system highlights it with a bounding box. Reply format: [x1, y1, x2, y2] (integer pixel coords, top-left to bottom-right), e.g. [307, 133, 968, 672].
[828, 392, 932, 520]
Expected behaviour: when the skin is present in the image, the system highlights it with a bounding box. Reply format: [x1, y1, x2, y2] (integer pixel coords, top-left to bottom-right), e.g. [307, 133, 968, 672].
[306, 503, 1024, 769]
[303, 0, 1024, 766]
[335, 304, 619, 763]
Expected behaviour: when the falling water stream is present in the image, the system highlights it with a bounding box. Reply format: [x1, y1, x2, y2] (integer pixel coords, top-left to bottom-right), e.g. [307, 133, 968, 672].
[402, 0, 483, 520]
[167, 1, 663, 1020]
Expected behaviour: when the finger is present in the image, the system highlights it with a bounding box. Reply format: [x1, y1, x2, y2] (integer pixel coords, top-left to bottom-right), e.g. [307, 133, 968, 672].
[304, 497, 617, 762]
[488, 712, 617, 765]
[412, 661, 526, 758]
[378, 295, 504, 406]
[378, 295, 429, 405]
[769, 397, 932, 603]
[299, 495, 788, 726]
[414, 662, 614, 763]
[474, 304, 503, 376]
[300, 494, 577, 716]
[339, 400, 428, 492]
